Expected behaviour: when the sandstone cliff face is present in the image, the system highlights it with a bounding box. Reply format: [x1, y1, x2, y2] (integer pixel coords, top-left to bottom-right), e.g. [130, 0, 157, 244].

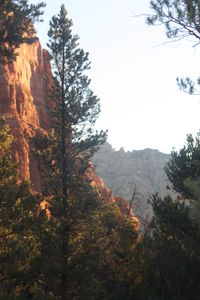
[0, 40, 139, 229]
[0, 40, 52, 190]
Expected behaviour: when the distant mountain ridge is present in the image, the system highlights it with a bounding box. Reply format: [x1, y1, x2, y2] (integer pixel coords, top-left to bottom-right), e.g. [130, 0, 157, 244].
[92, 142, 171, 220]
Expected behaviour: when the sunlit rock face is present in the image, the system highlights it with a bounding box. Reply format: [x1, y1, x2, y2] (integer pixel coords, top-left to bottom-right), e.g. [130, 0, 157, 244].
[0, 40, 52, 191]
[0, 40, 139, 229]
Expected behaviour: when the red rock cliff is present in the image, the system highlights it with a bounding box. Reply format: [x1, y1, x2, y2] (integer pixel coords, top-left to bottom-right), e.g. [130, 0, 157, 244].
[0, 40, 52, 191]
[0, 40, 139, 229]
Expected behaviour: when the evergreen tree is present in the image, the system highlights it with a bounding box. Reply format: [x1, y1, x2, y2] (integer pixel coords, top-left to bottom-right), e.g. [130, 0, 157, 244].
[30, 6, 139, 299]
[165, 133, 200, 222]
[138, 194, 200, 300]
[46, 3, 106, 202]
[165, 134, 200, 198]
[0, 0, 46, 63]
[0, 118, 43, 299]
[72, 203, 138, 299]
[31, 4, 107, 299]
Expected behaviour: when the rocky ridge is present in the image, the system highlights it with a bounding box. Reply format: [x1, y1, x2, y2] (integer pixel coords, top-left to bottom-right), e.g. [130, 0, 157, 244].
[92, 142, 172, 220]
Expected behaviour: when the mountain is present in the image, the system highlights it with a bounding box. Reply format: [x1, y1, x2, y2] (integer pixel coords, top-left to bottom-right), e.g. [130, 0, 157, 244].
[92, 142, 172, 221]
[0, 39, 139, 229]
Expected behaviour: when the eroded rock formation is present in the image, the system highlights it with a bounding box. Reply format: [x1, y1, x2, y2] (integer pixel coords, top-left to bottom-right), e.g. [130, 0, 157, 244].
[0, 40, 52, 190]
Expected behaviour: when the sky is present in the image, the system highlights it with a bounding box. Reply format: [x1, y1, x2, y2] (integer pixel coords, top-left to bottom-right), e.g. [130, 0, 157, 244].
[33, 0, 200, 154]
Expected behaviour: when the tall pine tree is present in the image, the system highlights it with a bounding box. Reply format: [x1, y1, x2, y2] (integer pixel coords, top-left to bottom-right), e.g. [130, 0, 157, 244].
[31, 4, 107, 299]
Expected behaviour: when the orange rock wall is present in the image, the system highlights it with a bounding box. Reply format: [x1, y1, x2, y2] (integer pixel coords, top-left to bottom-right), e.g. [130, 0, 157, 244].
[0, 41, 52, 190]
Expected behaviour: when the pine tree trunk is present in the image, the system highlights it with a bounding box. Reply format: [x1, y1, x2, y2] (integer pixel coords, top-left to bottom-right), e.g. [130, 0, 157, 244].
[61, 47, 68, 299]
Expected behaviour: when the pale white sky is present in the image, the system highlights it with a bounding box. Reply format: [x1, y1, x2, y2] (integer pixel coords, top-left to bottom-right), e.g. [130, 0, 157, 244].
[33, 0, 200, 154]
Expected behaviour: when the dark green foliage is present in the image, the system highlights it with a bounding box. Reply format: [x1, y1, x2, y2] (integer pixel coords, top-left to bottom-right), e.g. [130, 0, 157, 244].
[47, 4, 107, 159]
[35, 184, 103, 299]
[165, 134, 200, 198]
[0, 0, 46, 63]
[137, 194, 200, 300]
[165, 134, 200, 223]
[30, 5, 108, 299]
[69, 204, 138, 300]
[0, 118, 43, 299]
[29, 7, 141, 300]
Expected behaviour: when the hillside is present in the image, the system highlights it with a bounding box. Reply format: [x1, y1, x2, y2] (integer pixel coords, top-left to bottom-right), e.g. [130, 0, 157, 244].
[92, 142, 172, 220]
